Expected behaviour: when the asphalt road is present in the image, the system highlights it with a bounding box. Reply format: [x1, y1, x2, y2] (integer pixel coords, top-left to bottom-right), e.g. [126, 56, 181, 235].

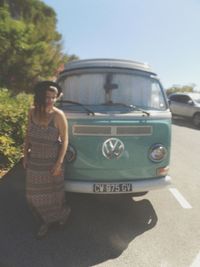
[0, 118, 200, 267]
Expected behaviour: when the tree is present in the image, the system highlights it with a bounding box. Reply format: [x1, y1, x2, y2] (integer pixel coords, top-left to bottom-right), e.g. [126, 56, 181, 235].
[0, 1, 78, 93]
[166, 85, 194, 96]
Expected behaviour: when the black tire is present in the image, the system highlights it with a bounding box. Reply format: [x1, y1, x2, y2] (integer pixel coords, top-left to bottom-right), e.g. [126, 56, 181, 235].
[193, 112, 200, 128]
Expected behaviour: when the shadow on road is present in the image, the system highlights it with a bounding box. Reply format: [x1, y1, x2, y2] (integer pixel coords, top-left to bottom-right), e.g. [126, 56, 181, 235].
[0, 161, 157, 267]
[172, 116, 200, 130]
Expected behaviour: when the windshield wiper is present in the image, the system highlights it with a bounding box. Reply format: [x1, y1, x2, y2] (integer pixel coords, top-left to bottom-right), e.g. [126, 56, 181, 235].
[102, 102, 150, 116]
[130, 105, 150, 116]
[58, 100, 95, 116]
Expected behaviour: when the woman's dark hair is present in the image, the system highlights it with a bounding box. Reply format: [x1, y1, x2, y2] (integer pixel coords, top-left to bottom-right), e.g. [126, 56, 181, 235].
[33, 81, 62, 116]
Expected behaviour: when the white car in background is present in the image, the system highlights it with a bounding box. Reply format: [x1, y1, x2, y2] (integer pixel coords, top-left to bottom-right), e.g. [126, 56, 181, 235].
[168, 92, 200, 127]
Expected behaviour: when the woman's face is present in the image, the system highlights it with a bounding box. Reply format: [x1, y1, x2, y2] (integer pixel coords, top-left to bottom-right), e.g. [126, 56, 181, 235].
[45, 90, 58, 109]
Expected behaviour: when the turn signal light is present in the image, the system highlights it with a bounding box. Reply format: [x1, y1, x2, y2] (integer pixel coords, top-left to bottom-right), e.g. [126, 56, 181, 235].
[156, 166, 169, 176]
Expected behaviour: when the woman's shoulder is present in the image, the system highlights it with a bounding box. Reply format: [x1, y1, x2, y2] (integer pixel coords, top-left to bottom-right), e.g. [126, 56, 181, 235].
[53, 107, 67, 120]
[53, 107, 68, 129]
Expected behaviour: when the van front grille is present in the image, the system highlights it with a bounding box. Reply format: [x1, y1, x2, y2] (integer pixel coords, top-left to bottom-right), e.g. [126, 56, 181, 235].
[73, 125, 152, 136]
[73, 125, 111, 135]
[116, 126, 152, 135]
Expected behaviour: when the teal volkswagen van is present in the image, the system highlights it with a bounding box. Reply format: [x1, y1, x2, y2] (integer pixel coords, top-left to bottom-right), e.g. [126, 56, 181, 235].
[57, 58, 171, 194]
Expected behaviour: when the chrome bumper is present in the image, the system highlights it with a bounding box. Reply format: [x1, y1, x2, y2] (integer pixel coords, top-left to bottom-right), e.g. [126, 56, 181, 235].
[64, 176, 171, 194]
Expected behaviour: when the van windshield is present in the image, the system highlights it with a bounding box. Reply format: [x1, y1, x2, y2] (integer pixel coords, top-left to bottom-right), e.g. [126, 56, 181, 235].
[59, 71, 167, 112]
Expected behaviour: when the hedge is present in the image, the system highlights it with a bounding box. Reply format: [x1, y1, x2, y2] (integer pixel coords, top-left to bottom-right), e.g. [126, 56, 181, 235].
[0, 89, 33, 169]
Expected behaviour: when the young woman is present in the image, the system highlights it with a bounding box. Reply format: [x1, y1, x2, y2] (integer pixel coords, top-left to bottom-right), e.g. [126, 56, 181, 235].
[23, 81, 71, 239]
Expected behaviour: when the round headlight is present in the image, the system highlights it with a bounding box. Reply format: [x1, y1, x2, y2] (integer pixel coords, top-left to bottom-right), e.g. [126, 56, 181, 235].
[65, 144, 76, 163]
[149, 144, 167, 162]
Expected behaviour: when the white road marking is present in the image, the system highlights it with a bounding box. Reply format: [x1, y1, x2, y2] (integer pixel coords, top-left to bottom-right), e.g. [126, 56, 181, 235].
[169, 188, 192, 209]
[190, 251, 200, 267]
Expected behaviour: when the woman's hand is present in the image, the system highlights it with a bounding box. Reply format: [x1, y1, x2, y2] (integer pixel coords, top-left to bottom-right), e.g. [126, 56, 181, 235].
[23, 155, 28, 169]
[51, 162, 63, 176]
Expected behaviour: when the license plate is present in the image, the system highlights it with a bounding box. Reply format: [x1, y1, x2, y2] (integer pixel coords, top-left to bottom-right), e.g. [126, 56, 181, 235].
[93, 183, 132, 193]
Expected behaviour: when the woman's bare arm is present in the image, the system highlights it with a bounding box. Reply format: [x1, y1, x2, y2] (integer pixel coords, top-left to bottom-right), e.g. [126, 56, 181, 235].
[51, 109, 68, 176]
[56, 110, 68, 164]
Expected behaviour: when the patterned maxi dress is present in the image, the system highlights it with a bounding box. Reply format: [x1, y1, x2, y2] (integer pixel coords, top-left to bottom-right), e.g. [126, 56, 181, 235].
[26, 116, 69, 224]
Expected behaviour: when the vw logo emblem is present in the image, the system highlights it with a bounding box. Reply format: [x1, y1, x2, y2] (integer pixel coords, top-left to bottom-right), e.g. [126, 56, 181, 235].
[102, 138, 125, 159]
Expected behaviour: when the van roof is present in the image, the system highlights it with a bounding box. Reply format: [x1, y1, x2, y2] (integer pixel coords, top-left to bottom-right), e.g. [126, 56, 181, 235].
[61, 58, 156, 75]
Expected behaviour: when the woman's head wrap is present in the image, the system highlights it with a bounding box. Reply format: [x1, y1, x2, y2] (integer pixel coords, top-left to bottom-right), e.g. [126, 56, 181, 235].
[33, 81, 62, 97]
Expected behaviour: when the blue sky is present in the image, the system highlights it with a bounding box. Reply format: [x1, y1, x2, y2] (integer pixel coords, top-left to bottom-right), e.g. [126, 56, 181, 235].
[43, 0, 200, 89]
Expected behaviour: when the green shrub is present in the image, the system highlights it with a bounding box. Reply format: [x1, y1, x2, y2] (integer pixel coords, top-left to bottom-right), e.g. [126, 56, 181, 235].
[0, 89, 33, 169]
[0, 135, 21, 168]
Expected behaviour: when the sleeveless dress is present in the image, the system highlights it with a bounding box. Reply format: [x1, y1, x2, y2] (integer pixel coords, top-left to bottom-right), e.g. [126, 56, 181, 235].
[26, 115, 69, 224]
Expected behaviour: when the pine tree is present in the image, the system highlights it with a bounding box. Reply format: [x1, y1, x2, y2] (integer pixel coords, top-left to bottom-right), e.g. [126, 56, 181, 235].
[0, 0, 78, 93]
